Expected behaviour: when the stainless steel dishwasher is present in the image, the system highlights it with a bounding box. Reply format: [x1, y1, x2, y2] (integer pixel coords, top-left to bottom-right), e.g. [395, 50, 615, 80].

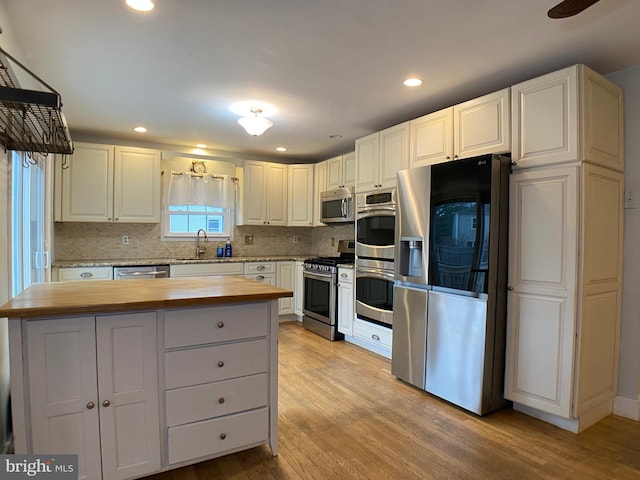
[113, 265, 170, 279]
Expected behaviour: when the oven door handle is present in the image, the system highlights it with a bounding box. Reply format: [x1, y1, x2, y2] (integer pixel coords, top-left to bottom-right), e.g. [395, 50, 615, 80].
[303, 270, 335, 282]
[355, 266, 395, 282]
[356, 207, 396, 218]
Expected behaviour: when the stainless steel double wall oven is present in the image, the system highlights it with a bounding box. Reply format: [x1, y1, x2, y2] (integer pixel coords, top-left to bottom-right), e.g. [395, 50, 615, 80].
[355, 188, 396, 327]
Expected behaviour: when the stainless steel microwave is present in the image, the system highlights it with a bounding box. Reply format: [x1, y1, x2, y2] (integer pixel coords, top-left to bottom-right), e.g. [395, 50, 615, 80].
[320, 187, 355, 224]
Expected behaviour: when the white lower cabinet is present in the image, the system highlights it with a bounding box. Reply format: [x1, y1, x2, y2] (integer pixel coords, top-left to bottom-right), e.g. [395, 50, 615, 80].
[337, 267, 354, 336]
[53, 266, 113, 281]
[276, 261, 295, 315]
[353, 318, 392, 358]
[294, 261, 304, 318]
[163, 303, 274, 465]
[26, 312, 160, 480]
[505, 163, 623, 431]
[170, 263, 243, 277]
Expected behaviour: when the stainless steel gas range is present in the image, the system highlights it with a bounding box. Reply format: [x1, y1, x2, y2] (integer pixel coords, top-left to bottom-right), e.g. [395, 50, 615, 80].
[302, 240, 354, 341]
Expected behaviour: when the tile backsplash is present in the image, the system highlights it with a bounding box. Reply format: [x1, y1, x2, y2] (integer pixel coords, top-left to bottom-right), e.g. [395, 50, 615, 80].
[54, 222, 355, 261]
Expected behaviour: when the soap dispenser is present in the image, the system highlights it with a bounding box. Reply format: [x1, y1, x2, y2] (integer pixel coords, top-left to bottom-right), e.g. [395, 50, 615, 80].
[224, 238, 233, 257]
[216, 242, 224, 257]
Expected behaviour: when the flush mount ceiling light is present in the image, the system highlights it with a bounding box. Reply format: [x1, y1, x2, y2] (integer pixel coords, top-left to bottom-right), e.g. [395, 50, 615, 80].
[276, 146, 287, 152]
[196, 143, 207, 148]
[133, 126, 147, 133]
[126, 0, 154, 12]
[403, 77, 423, 87]
[237, 108, 274, 136]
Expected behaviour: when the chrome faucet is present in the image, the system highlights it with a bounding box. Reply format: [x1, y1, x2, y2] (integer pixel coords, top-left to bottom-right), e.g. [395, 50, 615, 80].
[195, 229, 208, 258]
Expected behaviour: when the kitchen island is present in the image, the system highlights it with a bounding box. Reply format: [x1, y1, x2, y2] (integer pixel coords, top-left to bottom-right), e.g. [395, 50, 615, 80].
[0, 276, 292, 480]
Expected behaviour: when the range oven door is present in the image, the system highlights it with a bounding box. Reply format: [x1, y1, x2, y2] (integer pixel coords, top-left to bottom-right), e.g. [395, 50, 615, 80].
[356, 208, 396, 261]
[303, 270, 336, 325]
[355, 263, 394, 326]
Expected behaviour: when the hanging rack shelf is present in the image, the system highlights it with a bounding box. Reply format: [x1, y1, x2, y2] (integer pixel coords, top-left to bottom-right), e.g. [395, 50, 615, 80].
[0, 47, 74, 155]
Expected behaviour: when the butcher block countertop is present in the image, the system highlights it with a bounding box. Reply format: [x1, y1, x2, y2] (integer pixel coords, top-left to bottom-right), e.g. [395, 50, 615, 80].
[0, 276, 293, 319]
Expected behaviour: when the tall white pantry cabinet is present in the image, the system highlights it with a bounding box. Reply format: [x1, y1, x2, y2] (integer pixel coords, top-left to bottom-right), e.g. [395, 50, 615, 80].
[505, 64, 624, 432]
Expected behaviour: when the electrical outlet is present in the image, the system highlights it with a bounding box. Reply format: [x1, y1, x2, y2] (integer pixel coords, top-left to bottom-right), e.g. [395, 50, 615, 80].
[331, 237, 336, 247]
[293, 236, 299, 243]
[122, 235, 129, 245]
[244, 235, 254, 245]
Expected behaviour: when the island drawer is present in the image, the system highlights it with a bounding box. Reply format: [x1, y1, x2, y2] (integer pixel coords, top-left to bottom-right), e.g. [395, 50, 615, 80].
[165, 373, 268, 427]
[164, 303, 268, 348]
[165, 338, 268, 389]
[168, 407, 268, 465]
[54, 266, 113, 282]
[170, 263, 244, 277]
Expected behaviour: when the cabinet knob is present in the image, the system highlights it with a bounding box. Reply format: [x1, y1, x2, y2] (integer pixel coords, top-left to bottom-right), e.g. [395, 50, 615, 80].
[217, 360, 225, 368]
[453, 155, 459, 159]
[446, 156, 451, 160]
[102, 400, 111, 407]
[86, 402, 95, 410]
[217, 321, 225, 328]
[506, 286, 514, 291]
[219, 433, 227, 440]
[218, 397, 225, 404]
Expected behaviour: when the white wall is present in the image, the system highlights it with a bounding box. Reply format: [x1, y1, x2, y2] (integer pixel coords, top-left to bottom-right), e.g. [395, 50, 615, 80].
[607, 65, 640, 418]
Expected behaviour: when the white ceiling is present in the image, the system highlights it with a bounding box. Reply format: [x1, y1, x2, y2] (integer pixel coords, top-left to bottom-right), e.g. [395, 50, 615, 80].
[3, 0, 640, 162]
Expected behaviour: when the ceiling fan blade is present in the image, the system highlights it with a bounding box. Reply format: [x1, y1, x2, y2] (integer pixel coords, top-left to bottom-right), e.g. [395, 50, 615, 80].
[548, 0, 600, 18]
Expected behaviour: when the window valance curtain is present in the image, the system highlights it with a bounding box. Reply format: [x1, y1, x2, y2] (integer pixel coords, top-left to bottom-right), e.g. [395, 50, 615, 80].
[162, 171, 236, 208]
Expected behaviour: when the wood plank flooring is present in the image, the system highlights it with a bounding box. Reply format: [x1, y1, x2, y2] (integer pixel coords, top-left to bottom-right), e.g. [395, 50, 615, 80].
[149, 321, 640, 480]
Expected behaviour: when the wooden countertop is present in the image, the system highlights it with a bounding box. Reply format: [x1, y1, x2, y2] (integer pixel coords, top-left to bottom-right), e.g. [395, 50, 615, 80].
[0, 276, 293, 319]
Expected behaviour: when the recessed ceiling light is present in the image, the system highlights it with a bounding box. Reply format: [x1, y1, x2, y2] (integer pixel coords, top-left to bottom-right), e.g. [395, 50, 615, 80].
[133, 126, 147, 133]
[196, 144, 207, 148]
[276, 147, 287, 152]
[126, 0, 154, 12]
[403, 77, 423, 87]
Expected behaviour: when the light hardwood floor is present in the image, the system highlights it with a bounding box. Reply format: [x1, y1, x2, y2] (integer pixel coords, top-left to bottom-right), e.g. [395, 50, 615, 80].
[149, 321, 640, 480]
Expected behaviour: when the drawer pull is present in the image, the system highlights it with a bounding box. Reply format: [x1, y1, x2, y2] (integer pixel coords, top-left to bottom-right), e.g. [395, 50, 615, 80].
[102, 400, 111, 407]
[217, 360, 225, 368]
[371, 334, 381, 341]
[340, 273, 348, 278]
[219, 433, 227, 440]
[80, 272, 93, 278]
[217, 321, 225, 328]
[86, 402, 95, 410]
[256, 275, 265, 281]
[257, 265, 266, 271]
[218, 397, 225, 404]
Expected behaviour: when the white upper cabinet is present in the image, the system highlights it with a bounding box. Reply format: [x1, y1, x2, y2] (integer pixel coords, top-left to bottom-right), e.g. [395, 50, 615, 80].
[409, 88, 510, 168]
[356, 122, 409, 191]
[326, 152, 356, 190]
[59, 143, 160, 223]
[312, 161, 327, 226]
[242, 161, 288, 226]
[287, 164, 313, 226]
[409, 107, 454, 167]
[511, 64, 623, 171]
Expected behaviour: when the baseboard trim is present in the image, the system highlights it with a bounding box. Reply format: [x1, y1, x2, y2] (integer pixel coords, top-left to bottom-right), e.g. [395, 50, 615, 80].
[613, 395, 640, 421]
[513, 399, 614, 433]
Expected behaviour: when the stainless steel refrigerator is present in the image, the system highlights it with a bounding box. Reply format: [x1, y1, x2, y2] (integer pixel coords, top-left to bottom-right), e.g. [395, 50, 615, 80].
[392, 154, 510, 415]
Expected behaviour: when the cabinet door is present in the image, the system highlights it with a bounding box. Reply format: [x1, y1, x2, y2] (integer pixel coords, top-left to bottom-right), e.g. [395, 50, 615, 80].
[96, 312, 160, 480]
[287, 164, 313, 226]
[243, 161, 268, 225]
[61, 143, 114, 222]
[454, 87, 510, 160]
[277, 261, 295, 315]
[511, 66, 579, 168]
[337, 268, 354, 336]
[326, 156, 344, 190]
[379, 122, 409, 188]
[355, 132, 379, 192]
[113, 146, 161, 223]
[27, 317, 102, 480]
[266, 163, 288, 225]
[409, 107, 454, 167]
[505, 166, 578, 418]
[313, 161, 327, 226]
[342, 152, 356, 188]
